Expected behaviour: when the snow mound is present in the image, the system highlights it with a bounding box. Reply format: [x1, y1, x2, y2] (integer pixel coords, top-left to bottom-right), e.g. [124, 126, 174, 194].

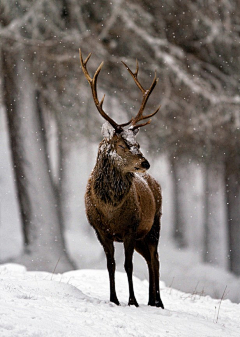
[0, 263, 240, 337]
[159, 241, 240, 303]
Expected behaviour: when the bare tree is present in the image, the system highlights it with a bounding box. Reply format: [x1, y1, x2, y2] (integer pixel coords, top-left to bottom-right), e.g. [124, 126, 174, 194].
[0, 0, 79, 271]
[225, 144, 240, 275]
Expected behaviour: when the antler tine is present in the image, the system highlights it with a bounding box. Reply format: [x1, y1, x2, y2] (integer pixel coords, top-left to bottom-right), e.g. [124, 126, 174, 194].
[122, 60, 160, 130]
[131, 71, 159, 126]
[80, 52, 92, 82]
[79, 49, 123, 133]
[130, 105, 161, 131]
[122, 60, 145, 93]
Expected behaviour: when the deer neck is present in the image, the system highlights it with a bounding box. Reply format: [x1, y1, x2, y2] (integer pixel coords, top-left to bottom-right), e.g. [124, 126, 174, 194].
[93, 150, 133, 206]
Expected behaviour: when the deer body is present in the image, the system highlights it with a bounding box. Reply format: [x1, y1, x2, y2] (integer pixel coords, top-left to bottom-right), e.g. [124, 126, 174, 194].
[80, 50, 164, 308]
[86, 140, 161, 242]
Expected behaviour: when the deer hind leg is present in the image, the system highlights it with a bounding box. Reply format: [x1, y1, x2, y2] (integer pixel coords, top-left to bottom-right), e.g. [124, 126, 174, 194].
[146, 214, 164, 308]
[134, 239, 156, 306]
[135, 218, 164, 308]
[96, 231, 119, 305]
[148, 241, 164, 308]
[123, 237, 139, 307]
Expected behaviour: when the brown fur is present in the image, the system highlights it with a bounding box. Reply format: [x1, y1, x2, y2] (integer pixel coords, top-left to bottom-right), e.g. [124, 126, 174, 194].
[85, 132, 164, 308]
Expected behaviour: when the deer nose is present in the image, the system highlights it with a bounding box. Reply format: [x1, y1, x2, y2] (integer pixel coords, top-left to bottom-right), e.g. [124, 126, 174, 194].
[141, 160, 150, 170]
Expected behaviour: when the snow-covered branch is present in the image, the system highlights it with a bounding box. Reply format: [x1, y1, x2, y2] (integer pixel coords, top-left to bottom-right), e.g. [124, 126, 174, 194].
[119, 5, 240, 106]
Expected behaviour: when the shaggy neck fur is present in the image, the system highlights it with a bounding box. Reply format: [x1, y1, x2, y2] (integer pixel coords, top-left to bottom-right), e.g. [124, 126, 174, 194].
[93, 144, 133, 206]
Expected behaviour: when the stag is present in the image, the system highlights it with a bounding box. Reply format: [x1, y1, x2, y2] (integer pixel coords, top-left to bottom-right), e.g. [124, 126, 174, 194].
[80, 49, 164, 308]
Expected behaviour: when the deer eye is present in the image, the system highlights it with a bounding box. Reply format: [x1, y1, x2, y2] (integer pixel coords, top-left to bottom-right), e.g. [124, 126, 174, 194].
[118, 144, 126, 150]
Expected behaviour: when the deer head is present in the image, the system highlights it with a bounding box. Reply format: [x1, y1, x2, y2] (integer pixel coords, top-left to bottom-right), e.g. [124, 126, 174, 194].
[79, 49, 160, 173]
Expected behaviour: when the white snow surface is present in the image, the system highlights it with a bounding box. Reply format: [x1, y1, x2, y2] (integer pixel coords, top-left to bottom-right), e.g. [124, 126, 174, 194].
[0, 264, 239, 337]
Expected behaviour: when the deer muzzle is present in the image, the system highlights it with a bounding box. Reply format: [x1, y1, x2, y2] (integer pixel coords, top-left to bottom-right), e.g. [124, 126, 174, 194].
[141, 160, 150, 170]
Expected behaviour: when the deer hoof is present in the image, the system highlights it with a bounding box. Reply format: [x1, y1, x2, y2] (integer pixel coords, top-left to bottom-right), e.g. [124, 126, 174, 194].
[148, 299, 164, 309]
[156, 300, 164, 309]
[110, 296, 120, 306]
[128, 298, 139, 307]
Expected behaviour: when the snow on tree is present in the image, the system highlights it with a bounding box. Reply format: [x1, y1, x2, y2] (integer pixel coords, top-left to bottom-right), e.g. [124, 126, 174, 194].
[2, 50, 75, 272]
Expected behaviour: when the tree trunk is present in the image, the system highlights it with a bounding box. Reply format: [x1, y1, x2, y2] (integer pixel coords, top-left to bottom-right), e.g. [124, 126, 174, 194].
[170, 157, 188, 247]
[203, 160, 228, 268]
[225, 153, 240, 275]
[2, 50, 74, 272]
[57, 124, 72, 233]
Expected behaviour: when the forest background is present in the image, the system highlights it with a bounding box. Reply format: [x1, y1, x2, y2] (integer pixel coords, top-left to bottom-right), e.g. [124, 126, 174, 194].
[0, 0, 240, 302]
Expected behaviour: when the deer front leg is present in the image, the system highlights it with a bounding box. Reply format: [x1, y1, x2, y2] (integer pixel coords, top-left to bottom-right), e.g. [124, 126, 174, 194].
[97, 232, 119, 305]
[124, 237, 139, 307]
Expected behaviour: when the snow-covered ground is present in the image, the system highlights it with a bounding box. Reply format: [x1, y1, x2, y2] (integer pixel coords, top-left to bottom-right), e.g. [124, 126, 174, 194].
[0, 263, 239, 337]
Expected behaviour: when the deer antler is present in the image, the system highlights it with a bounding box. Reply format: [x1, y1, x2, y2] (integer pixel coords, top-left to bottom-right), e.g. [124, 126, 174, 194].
[79, 49, 131, 133]
[122, 60, 160, 130]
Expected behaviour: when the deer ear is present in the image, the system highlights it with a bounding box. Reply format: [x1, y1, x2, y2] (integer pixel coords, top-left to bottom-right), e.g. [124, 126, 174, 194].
[132, 128, 139, 136]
